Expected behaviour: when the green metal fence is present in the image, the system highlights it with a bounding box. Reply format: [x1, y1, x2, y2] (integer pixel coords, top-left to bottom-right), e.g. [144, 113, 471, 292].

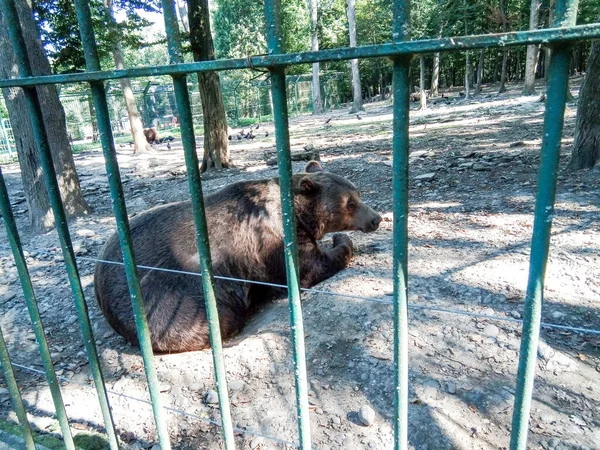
[0, 0, 598, 449]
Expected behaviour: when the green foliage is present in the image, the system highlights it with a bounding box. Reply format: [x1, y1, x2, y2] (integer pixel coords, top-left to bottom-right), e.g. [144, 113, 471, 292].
[32, 0, 161, 72]
[212, 0, 310, 60]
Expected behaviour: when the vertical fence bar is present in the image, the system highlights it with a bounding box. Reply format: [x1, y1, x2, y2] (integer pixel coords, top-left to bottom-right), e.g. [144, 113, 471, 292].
[0, 326, 35, 450]
[264, 1, 312, 448]
[72, 1, 171, 449]
[0, 168, 75, 449]
[0, 0, 118, 447]
[160, 1, 236, 448]
[509, 0, 578, 448]
[391, 0, 411, 448]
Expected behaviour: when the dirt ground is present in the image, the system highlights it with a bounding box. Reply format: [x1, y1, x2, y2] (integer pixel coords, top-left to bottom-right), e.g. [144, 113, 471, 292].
[0, 78, 599, 450]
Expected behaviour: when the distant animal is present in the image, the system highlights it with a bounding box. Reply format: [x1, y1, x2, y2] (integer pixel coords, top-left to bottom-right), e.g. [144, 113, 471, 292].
[94, 161, 382, 353]
[143, 127, 159, 144]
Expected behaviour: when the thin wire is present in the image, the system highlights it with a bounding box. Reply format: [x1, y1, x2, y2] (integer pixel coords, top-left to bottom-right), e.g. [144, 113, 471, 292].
[10, 363, 305, 449]
[80, 256, 600, 336]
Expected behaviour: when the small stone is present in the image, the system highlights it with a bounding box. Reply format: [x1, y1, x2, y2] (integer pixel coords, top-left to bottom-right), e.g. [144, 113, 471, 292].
[538, 341, 555, 361]
[483, 324, 499, 338]
[482, 308, 494, 317]
[470, 334, 483, 343]
[0, 388, 9, 395]
[357, 405, 375, 426]
[76, 229, 96, 238]
[315, 407, 324, 415]
[189, 383, 202, 391]
[204, 389, 219, 404]
[410, 150, 429, 158]
[160, 383, 171, 393]
[414, 172, 436, 181]
[150, 444, 161, 450]
[72, 240, 88, 255]
[408, 293, 419, 302]
[1, 291, 16, 303]
[446, 382, 457, 395]
[228, 380, 244, 391]
[510, 310, 521, 319]
[331, 416, 341, 425]
[250, 438, 263, 449]
[422, 385, 438, 400]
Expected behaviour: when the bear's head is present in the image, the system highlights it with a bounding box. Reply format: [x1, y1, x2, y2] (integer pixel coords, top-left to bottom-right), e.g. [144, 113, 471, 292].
[294, 161, 382, 240]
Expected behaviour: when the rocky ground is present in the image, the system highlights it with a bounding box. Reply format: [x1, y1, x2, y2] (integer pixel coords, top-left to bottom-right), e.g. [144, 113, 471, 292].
[0, 78, 599, 450]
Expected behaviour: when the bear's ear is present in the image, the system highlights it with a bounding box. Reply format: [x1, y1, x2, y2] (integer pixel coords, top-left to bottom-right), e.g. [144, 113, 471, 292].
[305, 160, 323, 173]
[299, 176, 320, 194]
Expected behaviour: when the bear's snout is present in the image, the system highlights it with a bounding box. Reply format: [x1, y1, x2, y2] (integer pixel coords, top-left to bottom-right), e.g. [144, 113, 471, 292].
[369, 214, 382, 231]
[356, 205, 382, 233]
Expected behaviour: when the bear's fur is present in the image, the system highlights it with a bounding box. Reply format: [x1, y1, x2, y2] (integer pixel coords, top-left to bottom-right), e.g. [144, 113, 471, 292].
[94, 162, 381, 352]
[143, 127, 159, 144]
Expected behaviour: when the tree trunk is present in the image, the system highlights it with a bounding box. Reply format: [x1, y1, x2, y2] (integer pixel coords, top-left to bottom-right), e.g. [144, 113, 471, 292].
[431, 52, 440, 97]
[104, 0, 150, 154]
[177, 0, 190, 33]
[464, 51, 471, 99]
[499, 48, 509, 93]
[188, 0, 230, 172]
[309, 0, 323, 114]
[522, 0, 541, 95]
[568, 28, 600, 169]
[419, 56, 427, 110]
[88, 95, 99, 142]
[475, 49, 484, 95]
[347, 0, 363, 113]
[0, 0, 89, 233]
[463, 0, 471, 100]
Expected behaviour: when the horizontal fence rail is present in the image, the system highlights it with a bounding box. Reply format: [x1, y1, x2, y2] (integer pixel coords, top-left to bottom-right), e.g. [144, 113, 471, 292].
[0, 25, 600, 88]
[0, 0, 596, 448]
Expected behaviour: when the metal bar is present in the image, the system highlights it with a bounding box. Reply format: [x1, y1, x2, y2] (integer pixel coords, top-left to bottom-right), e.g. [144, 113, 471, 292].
[0, 168, 75, 449]
[509, 0, 578, 448]
[391, 0, 411, 447]
[0, 0, 118, 446]
[264, 1, 311, 449]
[0, 325, 36, 450]
[160, 0, 235, 448]
[71, 1, 171, 448]
[2, 25, 600, 88]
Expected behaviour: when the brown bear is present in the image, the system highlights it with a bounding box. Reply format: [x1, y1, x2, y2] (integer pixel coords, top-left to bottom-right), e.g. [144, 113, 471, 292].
[143, 127, 159, 144]
[94, 161, 381, 353]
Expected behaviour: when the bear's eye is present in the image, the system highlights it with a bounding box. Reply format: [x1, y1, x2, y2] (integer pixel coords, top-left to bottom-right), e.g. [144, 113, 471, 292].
[347, 201, 356, 212]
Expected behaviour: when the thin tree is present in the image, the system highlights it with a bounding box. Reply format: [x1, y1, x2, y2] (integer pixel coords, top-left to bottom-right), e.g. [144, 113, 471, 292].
[309, 0, 324, 114]
[347, 0, 364, 113]
[463, 0, 471, 99]
[0, 0, 88, 232]
[474, 49, 484, 95]
[177, 0, 190, 33]
[104, 0, 150, 154]
[522, 0, 541, 95]
[419, 56, 427, 110]
[188, 0, 230, 171]
[498, 0, 509, 93]
[431, 52, 441, 97]
[568, 30, 600, 170]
